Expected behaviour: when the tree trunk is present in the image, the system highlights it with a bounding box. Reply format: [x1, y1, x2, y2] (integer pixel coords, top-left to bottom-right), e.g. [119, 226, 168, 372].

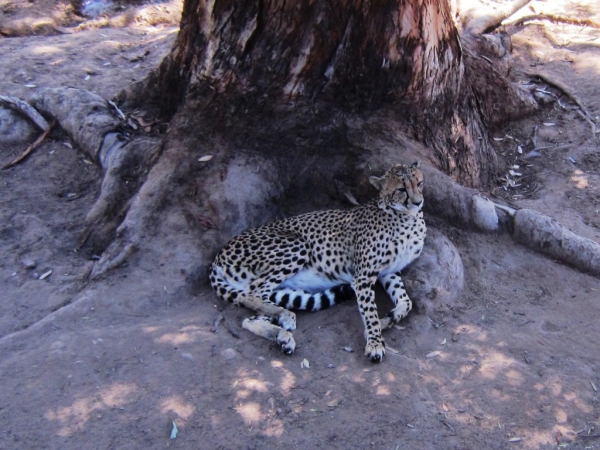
[89, 0, 538, 277]
[149, 0, 489, 177]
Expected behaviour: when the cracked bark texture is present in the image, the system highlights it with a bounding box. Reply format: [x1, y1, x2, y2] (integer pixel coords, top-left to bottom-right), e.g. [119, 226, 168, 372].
[157, 0, 462, 115]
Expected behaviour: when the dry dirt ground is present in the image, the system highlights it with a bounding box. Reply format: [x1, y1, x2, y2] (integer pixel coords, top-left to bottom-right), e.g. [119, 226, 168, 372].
[1, 1, 600, 449]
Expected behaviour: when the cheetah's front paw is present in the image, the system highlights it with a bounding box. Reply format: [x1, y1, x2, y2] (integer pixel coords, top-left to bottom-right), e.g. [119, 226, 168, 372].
[365, 340, 386, 363]
[277, 330, 296, 355]
[278, 310, 296, 331]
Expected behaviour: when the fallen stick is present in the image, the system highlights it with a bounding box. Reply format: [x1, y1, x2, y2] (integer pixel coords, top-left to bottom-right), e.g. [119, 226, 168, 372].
[2, 120, 56, 169]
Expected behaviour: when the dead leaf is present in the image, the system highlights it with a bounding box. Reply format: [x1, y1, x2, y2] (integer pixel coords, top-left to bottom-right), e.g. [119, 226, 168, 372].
[198, 155, 213, 162]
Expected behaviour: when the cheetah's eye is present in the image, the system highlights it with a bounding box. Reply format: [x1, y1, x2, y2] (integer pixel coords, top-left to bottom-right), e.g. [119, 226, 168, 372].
[417, 181, 423, 188]
[397, 187, 407, 194]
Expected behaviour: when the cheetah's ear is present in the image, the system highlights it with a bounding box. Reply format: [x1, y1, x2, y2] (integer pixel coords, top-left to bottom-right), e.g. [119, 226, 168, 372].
[411, 161, 421, 168]
[369, 175, 385, 190]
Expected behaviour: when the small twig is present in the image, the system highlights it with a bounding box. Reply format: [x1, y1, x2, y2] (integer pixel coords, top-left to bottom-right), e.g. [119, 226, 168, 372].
[531, 125, 539, 148]
[2, 120, 56, 169]
[107, 100, 126, 121]
[578, 434, 600, 440]
[0, 95, 51, 131]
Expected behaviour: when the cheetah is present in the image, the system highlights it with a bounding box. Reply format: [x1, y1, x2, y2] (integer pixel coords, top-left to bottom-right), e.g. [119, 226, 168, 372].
[210, 162, 426, 362]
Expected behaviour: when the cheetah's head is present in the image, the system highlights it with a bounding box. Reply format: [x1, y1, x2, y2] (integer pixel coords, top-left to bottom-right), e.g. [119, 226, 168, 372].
[369, 161, 424, 215]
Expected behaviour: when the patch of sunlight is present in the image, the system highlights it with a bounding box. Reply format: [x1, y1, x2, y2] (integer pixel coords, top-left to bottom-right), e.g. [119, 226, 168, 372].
[452, 408, 501, 430]
[242, 378, 274, 392]
[32, 45, 62, 55]
[571, 169, 589, 189]
[376, 385, 391, 396]
[554, 407, 568, 423]
[489, 388, 512, 402]
[478, 350, 524, 385]
[505, 369, 525, 386]
[264, 419, 285, 437]
[44, 383, 136, 437]
[563, 391, 593, 413]
[160, 396, 195, 419]
[155, 325, 202, 345]
[385, 372, 397, 382]
[235, 402, 263, 426]
[513, 428, 557, 448]
[549, 378, 563, 396]
[453, 324, 488, 341]
[270, 360, 296, 391]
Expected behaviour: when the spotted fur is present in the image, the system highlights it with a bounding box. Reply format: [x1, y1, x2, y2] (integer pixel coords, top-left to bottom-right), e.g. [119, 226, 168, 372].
[210, 162, 426, 362]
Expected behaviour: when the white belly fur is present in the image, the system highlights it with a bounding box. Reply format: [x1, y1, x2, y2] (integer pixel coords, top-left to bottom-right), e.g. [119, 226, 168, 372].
[277, 268, 351, 293]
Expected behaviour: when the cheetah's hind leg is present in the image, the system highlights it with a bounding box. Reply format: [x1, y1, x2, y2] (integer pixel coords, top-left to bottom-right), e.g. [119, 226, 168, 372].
[243, 315, 296, 355]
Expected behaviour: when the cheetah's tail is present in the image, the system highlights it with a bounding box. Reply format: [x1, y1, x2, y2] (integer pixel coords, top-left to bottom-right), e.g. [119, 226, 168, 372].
[270, 285, 355, 311]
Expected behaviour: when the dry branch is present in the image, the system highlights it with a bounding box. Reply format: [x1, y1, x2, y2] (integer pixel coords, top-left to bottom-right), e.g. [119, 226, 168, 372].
[2, 120, 56, 169]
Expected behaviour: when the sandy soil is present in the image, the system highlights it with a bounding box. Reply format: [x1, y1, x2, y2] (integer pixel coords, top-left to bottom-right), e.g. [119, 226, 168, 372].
[1, 1, 600, 449]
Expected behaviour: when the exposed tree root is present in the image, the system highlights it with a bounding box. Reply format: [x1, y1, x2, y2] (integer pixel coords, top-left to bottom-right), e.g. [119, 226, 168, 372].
[526, 71, 598, 138]
[0, 95, 51, 131]
[8, 71, 599, 285]
[463, 0, 532, 35]
[514, 210, 600, 277]
[30, 87, 163, 251]
[505, 13, 600, 29]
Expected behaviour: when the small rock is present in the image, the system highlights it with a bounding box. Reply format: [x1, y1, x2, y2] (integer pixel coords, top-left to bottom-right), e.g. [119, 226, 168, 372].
[21, 258, 37, 269]
[181, 352, 194, 360]
[221, 348, 237, 359]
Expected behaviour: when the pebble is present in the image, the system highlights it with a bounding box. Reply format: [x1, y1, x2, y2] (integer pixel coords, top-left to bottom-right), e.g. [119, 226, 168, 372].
[21, 258, 36, 269]
[221, 348, 237, 359]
